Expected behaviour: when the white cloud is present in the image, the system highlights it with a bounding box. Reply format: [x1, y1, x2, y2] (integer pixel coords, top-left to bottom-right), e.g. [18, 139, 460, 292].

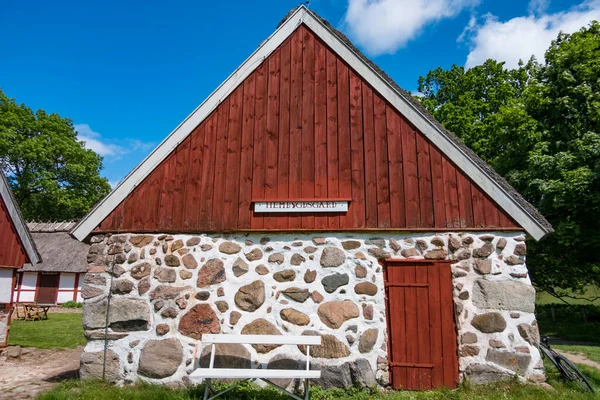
[75, 123, 154, 159]
[462, 0, 600, 69]
[343, 0, 480, 55]
[528, 0, 549, 15]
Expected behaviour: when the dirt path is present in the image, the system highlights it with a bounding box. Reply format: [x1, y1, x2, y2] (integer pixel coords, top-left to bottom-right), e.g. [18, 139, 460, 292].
[556, 349, 600, 370]
[0, 346, 81, 399]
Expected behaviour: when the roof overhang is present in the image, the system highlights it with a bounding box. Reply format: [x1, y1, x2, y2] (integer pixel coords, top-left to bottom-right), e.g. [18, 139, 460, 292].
[0, 173, 41, 264]
[71, 6, 552, 241]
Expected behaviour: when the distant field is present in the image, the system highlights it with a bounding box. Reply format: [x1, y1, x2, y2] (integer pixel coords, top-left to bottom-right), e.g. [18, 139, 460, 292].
[536, 286, 600, 306]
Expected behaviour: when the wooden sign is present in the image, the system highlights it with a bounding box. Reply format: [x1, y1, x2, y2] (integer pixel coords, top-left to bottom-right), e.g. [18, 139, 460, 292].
[254, 201, 349, 213]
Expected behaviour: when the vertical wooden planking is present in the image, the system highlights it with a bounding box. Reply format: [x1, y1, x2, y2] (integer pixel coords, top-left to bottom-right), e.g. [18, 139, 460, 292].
[427, 263, 444, 388]
[211, 98, 230, 230]
[199, 115, 217, 230]
[389, 265, 407, 388]
[142, 165, 164, 230]
[456, 171, 474, 228]
[440, 263, 458, 388]
[158, 152, 176, 229]
[223, 86, 244, 229]
[131, 177, 149, 230]
[264, 49, 281, 228]
[183, 126, 205, 229]
[386, 108, 405, 228]
[416, 134, 434, 227]
[289, 28, 304, 229]
[482, 193, 500, 227]
[91, 27, 529, 234]
[429, 146, 446, 228]
[362, 84, 377, 227]
[172, 136, 191, 230]
[471, 184, 486, 228]
[415, 265, 431, 389]
[401, 120, 420, 227]
[373, 94, 390, 227]
[120, 185, 139, 229]
[441, 157, 460, 228]
[301, 28, 315, 229]
[314, 40, 328, 229]
[276, 40, 291, 229]
[337, 59, 352, 229]
[111, 202, 124, 231]
[326, 48, 339, 229]
[238, 72, 256, 229]
[403, 264, 418, 389]
[251, 63, 268, 229]
[349, 71, 365, 227]
[499, 209, 518, 228]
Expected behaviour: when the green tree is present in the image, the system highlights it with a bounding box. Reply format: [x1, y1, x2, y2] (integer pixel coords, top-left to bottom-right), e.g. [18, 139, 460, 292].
[417, 23, 600, 297]
[0, 89, 111, 221]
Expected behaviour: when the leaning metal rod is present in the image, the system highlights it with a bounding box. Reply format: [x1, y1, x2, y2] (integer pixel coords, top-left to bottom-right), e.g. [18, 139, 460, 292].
[262, 379, 305, 400]
[205, 379, 254, 400]
[102, 257, 116, 381]
[102, 195, 127, 380]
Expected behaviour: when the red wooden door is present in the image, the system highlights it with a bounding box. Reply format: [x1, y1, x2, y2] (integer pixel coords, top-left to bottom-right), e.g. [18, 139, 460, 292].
[384, 260, 458, 390]
[37, 274, 59, 304]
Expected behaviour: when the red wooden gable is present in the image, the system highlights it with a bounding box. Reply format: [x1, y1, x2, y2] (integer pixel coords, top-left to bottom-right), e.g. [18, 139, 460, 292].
[95, 25, 520, 233]
[0, 195, 28, 267]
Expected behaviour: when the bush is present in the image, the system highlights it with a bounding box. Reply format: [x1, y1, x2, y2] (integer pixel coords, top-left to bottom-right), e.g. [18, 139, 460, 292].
[61, 301, 83, 308]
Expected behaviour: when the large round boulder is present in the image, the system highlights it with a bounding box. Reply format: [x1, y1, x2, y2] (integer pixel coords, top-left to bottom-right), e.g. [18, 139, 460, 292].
[138, 338, 183, 378]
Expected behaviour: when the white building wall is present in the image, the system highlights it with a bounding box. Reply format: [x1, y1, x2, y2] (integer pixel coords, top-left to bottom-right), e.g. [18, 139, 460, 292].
[21, 272, 38, 290]
[76, 273, 85, 302]
[59, 273, 75, 289]
[16, 272, 38, 302]
[0, 268, 13, 304]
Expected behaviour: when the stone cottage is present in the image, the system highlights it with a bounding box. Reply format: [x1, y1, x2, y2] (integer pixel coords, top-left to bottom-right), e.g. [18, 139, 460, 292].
[71, 6, 553, 390]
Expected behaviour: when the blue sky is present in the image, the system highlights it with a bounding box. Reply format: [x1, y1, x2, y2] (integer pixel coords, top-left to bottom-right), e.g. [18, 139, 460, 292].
[1, 0, 597, 185]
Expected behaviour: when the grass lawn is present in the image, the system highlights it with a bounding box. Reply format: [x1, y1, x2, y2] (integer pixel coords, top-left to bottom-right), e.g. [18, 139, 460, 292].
[23, 294, 600, 399]
[555, 345, 600, 364]
[37, 370, 600, 400]
[8, 312, 85, 349]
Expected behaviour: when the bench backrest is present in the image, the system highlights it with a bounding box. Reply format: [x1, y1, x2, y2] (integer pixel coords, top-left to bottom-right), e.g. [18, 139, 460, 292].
[201, 334, 321, 346]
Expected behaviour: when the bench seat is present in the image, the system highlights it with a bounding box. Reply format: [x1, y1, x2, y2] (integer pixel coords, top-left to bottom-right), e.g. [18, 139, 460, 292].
[190, 368, 321, 379]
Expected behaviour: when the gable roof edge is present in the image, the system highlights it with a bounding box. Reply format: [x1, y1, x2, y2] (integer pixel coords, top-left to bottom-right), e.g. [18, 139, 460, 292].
[71, 6, 308, 241]
[72, 6, 552, 241]
[301, 7, 552, 240]
[0, 172, 41, 264]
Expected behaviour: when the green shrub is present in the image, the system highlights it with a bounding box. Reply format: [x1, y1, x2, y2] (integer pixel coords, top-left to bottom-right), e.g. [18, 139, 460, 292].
[61, 301, 83, 308]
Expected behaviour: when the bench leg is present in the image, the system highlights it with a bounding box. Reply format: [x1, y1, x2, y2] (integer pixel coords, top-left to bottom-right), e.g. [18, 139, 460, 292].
[304, 378, 310, 400]
[203, 378, 211, 400]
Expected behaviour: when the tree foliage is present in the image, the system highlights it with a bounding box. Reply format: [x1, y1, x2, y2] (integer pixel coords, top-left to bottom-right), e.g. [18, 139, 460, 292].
[0, 89, 111, 221]
[418, 22, 600, 296]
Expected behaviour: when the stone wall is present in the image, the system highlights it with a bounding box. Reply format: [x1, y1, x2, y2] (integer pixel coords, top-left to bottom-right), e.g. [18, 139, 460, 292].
[80, 231, 543, 388]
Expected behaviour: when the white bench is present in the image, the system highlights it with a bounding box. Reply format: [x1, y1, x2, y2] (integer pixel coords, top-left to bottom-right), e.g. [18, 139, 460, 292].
[191, 334, 322, 400]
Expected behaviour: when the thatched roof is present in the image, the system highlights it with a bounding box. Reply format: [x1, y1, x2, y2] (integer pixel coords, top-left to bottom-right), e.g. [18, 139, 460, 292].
[20, 222, 88, 273]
